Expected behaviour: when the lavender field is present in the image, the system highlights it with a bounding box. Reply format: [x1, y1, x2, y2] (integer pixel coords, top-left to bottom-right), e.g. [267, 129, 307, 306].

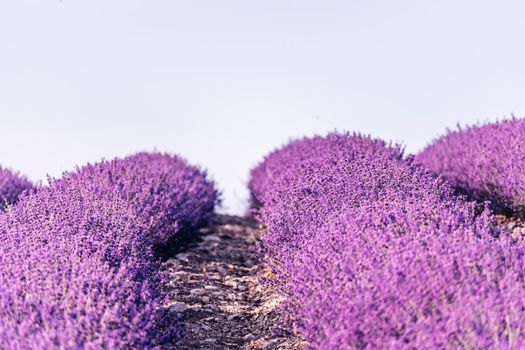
[2, 118, 525, 349]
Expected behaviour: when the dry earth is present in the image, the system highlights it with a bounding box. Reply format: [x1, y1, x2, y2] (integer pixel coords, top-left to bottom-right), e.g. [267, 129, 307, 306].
[161, 215, 304, 350]
[495, 214, 525, 240]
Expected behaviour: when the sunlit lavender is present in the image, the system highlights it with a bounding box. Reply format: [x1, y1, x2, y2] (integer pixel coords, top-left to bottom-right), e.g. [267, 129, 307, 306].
[0, 153, 218, 349]
[0, 166, 34, 211]
[417, 117, 525, 216]
[250, 131, 525, 349]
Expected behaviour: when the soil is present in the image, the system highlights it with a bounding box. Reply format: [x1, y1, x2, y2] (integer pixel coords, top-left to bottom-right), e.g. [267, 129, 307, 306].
[161, 214, 304, 350]
[495, 214, 525, 240]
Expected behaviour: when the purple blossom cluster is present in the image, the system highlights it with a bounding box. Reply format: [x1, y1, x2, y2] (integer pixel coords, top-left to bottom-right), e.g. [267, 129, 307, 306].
[0, 152, 218, 349]
[416, 117, 525, 216]
[249, 133, 402, 208]
[0, 166, 33, 210]
[250, 133, 525, 349]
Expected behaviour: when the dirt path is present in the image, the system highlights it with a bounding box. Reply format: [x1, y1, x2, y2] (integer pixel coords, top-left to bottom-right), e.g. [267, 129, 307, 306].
[162, 215, 304, 350]
[495, 214, 525, 240]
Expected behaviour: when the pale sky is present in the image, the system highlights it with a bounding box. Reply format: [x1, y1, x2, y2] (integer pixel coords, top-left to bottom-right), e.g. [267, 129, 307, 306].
[1, 1, 524, 214]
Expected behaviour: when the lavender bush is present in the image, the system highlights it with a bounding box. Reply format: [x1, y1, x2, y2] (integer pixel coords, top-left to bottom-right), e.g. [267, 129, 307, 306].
[249, 133, 402, 206]
[250, 133, 525, 349]
[0, 166, 33, 210]
[249, 133, 404, 267]
[0, 152, 218, 349]
[416, 117, 525, 216]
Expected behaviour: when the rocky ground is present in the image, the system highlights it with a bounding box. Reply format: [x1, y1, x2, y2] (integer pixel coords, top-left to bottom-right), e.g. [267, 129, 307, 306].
[495, 214, 525, 240]
[161, 215, 304, 350]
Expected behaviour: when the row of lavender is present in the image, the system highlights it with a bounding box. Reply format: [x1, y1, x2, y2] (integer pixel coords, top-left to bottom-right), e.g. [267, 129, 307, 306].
[0, 153, 218, 349]
[250, 133, 525, 349]
[417, 117, 525, 216]
[0, 166, 34, 210]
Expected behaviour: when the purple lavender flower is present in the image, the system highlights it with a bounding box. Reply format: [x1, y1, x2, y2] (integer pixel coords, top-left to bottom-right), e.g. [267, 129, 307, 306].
[0, 166, 33, 210]
[416, 117, 525, 216]
[0, 152, 219, 349]
[249, 132, 523, 349]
